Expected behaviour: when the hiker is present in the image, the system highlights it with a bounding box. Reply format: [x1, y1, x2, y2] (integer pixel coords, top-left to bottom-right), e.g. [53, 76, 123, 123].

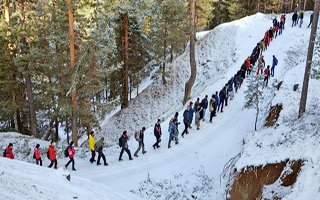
[95, 137, 108, 166]
[3, 143, 14, 159]
[257, 55, 265, 75]
[268, 27, 274, 41]
[48, 141, 58, 169]
[193, 98, 200, 113]
[308, 13, 313, 28]
[34, 144, 42, 166]
[88, 131, 96, 163]
[214, 92, 219, 114]
[188, 102, 195, 128]
[224, 84, 229, 106]
[245, 57, 251, 75]
[279, 21, 284, 35]
[209, 95, 216, 123]
[274, 22, 279, 38]
[168, 116, 179, 148]
[228, 78, 234, 100]
[299, 11, 304, 28]
[181, 107, 190, 137]
[119, 131, 133, 161]
[218, 87, 226, 112]
[234, 74, 239, 93]
[134, 127, 147, 157]
[264, 65, 271, 87]
[153, 119, 162, 149]
[195, 104, 204, 130]
[271, 55, 278, 77]
[201, 95, 208, 121]
[65, 141, 76, 171]
[281, 14, 286, 29]
[272, 17, 278, 27]
[292, 13, 298, 27]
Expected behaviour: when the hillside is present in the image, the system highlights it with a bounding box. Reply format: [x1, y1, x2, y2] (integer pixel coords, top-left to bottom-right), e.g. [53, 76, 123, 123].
[0, 12, 318, 200]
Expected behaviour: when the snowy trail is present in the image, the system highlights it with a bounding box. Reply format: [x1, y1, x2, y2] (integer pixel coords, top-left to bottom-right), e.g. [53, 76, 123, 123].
[74, 13, 312, 199]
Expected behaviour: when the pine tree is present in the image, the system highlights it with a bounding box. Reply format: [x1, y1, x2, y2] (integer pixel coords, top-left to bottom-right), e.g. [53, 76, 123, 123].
[209, 0, 231, 29]
[244, 73, 265, 131]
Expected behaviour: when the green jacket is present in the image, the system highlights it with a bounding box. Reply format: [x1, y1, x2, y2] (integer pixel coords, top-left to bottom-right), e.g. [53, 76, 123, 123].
[95, 139, 104, 151]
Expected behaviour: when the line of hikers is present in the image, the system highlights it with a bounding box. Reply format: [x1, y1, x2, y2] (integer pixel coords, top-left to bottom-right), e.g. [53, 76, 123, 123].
[2, 14, 290, 168]
[291, 5, 314, 28]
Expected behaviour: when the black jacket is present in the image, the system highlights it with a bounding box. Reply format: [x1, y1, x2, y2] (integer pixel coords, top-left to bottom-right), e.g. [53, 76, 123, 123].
[154, 123, 162, 137]
[119, 135, 128, 148]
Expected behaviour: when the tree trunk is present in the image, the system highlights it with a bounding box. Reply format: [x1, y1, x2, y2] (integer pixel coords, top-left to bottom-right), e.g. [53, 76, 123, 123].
[19, 0, 38, 137]
[183, 0, 197, 105]
[121, 13, 129, 109]
[67, 0, 78, 145]
[303, 0, 307, 10]
[298, 0, 320, 118]
[4, 1, 19, 132]
[162, 13, 168, 85]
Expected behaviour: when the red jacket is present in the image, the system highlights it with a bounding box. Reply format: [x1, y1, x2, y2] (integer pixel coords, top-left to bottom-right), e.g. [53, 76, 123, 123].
[264, 68, 270, 77]
[48, 145, 56, 161]
[245, 58, 251, 70]
[5, 147, 14, 159]
[34, 147, 41, 160]
[68, 147, 75, 159]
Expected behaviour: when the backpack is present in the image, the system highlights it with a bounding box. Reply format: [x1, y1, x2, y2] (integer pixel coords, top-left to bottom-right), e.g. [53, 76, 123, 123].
[47, 150, 50, 159]
[3, 149, 6, 157]
[118, 136, 122, 148]
[168, 118, 174, 133]
[275, 58, 278, 65]
[195, 111, 200, 119]
[134, 131, 140, 141]
[33, 152, 36, 159]
[64, 147, 69, 157]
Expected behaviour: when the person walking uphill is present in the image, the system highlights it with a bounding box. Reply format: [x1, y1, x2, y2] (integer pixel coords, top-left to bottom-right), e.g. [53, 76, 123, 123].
[33, 144, 42, 166]
[134, 127, 147, 157]
[201, 95, 208, 121]
[181, 107, 190, 138]
[188, 102, 194, 128]
[308, 13, 313, 28]
[95, 137, 108, 166]
[209, 95, 216, 123]
[195, 104, 204, 130]
[271, 55, 278, 77]
[65, 141, 76, 171]
[48, 141, 58, 169]
[264, 65, 271, 87]
[299, 11, 304, 28]
[119, 131, 133, 161]
[218, 87, 226, 112]
[168, 113, 180, 148]
[153, 119, 162, 149]
[88, 131, 96, 163]
[3, 143, 14, 159]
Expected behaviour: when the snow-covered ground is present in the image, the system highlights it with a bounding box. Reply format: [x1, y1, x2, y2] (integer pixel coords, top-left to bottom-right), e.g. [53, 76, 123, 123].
[0, 12, 318, 200]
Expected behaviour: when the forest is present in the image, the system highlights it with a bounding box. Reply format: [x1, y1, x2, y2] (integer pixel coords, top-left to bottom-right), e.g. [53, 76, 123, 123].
[0, 0, 315, 145]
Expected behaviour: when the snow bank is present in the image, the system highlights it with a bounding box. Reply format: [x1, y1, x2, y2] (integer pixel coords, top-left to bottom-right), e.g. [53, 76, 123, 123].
[0, 157, 139, 200]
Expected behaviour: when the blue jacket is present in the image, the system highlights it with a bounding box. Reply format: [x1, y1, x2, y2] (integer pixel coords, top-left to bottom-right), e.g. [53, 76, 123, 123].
[201, 98, 208, 109]
[272, 56, 278, 67]
[189, 107, 194, 120]
[215, 95, 219, 107]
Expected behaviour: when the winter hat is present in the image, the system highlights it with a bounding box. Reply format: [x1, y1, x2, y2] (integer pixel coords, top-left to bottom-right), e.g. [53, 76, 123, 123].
[142, 127, 146, 131]
[70, 141, 74, 146]
[205, 95, 208, 98]
[157, 119, 161, 123]
[123, 131, 127, 135]
[8, 143, 13, 147]
[36, 144, 40, 148]
[90, 131, 94, 135]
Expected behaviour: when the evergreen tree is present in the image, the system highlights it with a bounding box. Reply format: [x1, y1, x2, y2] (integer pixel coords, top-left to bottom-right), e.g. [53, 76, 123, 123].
[209, 0, 231, 29]
[244, 73, 265, 131]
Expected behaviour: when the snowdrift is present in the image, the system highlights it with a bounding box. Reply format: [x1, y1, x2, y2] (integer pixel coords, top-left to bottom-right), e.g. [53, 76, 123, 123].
[0, 157, 139, 200]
